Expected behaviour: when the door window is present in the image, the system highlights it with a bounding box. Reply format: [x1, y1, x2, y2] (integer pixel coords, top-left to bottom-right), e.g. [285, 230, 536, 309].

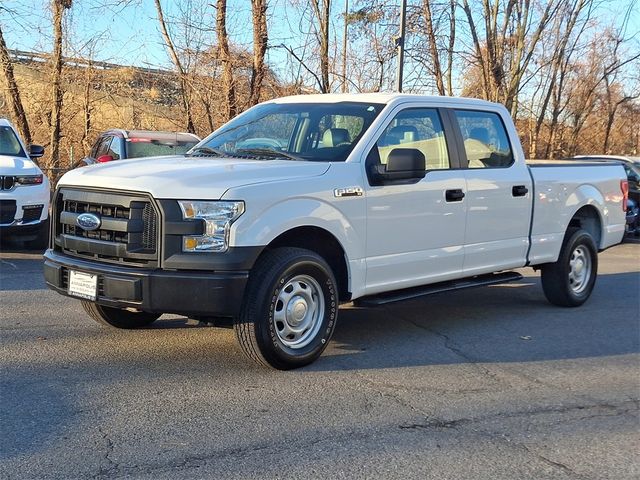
[374, 108, 450, 170]
[94, 137, 112, 158]
[454, 110, 513, 168]
[107, 138, 122, 160]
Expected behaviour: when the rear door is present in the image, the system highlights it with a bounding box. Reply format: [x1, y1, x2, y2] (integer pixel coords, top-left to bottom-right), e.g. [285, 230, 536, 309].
[449, 109, 532, 274]
[364, 105, 467, 294]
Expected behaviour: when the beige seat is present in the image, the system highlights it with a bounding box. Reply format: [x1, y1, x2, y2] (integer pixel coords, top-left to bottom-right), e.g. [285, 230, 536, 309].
[322, 128, 350, 147]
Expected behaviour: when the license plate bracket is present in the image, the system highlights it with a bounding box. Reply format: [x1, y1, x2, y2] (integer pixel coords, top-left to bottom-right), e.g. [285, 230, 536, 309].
[68, 270, 98, 301]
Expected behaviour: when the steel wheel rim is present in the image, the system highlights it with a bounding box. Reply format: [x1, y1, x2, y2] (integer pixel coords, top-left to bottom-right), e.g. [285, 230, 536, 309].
[568, 245, 591, 294]
[273, 274, 325, 349]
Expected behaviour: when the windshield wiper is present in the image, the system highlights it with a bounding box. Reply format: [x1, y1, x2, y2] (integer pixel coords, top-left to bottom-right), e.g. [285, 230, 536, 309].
[235, 148, 303, 161]
[188, 146, 227, 157]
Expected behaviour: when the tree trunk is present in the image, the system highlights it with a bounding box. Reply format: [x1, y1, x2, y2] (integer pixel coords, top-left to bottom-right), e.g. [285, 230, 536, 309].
[249, 0, 268, 106]
[154, 0, 195, 133]
[0, 25, 32, 145]
[216, 0, 236, 121]
[311, 0, 331, 93]
[423, 0, 445, 95]
[49, 0, 72, 170]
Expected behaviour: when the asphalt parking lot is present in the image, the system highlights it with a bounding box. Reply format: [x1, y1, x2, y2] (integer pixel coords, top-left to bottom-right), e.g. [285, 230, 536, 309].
[1, 241, 639, 479]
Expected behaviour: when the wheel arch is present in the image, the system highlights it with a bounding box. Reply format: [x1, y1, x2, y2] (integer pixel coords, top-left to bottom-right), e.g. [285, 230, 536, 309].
[262, 226, 351, 302]
[567, 204, 603, 249]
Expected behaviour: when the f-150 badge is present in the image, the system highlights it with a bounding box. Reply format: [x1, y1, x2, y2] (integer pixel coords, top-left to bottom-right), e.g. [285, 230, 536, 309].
[334, 187, 364, 198]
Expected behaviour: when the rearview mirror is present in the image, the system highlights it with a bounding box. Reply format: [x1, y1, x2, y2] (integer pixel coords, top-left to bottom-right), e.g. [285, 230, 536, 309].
[28, 144, 45, 159]
[371, 148, 426, 185]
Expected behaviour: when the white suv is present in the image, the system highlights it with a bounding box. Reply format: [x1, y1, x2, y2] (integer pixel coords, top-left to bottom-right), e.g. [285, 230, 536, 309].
[0, 119, 50, 248]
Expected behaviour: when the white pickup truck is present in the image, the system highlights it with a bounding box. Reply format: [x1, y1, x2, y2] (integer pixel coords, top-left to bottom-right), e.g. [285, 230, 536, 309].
[44, 94, 628, 369]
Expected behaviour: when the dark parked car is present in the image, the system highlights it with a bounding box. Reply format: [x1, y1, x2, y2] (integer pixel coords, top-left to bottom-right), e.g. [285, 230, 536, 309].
[75, 129, 200, 167]
[570, 155, 640, 235]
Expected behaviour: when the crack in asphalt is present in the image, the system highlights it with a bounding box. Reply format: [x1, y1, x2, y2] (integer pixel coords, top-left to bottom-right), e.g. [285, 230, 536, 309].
[95, 426, 117, 478]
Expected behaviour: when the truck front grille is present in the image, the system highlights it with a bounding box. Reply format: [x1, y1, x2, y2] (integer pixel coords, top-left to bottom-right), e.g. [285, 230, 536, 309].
[54, 188, 159, 267]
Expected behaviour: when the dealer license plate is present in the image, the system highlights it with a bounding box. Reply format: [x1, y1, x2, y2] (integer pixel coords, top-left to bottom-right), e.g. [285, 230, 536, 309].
[68, 270, 98, 301]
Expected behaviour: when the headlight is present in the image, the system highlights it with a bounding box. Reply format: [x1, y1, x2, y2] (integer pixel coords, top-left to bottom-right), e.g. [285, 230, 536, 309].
[15, 174, 43, 186]
[178, 201, 244, 252]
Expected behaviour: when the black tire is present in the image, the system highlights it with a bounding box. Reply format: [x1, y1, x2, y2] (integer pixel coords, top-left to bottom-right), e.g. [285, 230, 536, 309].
[81, 301, 160, 329]
[541, 228, 598, 307]
[25, 218, 50, 251]
[234, 247, 339, 370]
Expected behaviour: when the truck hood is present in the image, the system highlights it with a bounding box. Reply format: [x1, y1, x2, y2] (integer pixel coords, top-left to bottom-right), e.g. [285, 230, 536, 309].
[0, 155, 42, 175]
[57, 156, 331, 199]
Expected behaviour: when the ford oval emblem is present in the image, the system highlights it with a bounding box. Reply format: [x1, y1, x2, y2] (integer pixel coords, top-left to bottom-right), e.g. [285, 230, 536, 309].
[76, 213, 101, 231]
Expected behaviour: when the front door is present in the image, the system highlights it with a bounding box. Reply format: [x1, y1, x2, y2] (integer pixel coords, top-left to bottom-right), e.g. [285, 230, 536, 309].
[364, 107, 467, 295]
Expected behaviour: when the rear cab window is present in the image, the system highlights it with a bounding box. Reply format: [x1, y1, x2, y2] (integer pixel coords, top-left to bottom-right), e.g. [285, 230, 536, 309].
[454, 110, 513, 168]
[126, 139, 198, 158]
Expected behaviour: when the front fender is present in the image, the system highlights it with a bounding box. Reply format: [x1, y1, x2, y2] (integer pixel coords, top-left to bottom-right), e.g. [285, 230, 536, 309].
[230, 196, 365, 262]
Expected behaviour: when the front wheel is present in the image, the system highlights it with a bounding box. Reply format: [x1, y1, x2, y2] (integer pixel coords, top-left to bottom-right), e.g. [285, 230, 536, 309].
[81, 301, 160, 329]
[541, 228, 598, 307]
[234, 248, 339, 370]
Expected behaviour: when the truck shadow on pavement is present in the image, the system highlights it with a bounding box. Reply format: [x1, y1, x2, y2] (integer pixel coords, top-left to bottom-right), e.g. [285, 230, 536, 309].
[308, 271, 640, 371]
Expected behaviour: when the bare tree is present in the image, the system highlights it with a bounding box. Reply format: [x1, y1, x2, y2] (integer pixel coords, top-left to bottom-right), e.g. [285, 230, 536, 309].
[49, 0, 72, 169]
[422, 0, 456, 96]
[216, 0, 236, 121]
[0, 24, 31, 145]
[249, 0, 268, 106]
[461, 0, 559, 116]
[528, 0, 592, 158]
[154, 0, 195, 133]
[310, 0, 331, 93]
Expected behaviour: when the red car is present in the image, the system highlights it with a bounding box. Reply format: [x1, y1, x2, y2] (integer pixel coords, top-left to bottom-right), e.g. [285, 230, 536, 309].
[76, 129, 200, 167]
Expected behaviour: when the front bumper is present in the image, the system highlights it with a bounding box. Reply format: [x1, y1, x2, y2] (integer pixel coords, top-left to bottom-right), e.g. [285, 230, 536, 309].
[43, 249, 249, 317]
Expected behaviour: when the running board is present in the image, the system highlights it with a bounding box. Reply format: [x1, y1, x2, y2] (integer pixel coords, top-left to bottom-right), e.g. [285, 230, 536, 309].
[354, 271, 523, 307]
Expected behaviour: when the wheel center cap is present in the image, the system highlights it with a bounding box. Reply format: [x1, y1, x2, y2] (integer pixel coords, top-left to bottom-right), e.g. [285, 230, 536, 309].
[575, 259, 584, 274]
[288, 297, 307, 325]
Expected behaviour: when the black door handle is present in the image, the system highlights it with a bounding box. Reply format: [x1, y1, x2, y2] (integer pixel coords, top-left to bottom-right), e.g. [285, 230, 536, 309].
[512, 185, 529, 197]
[445, 189, 465, 202]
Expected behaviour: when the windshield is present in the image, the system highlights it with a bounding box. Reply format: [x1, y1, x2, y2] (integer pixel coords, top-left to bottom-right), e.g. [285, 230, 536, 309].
[195, 102, 384, 162]
[0, 126, 26, 157]
[126, 140, 198, 159]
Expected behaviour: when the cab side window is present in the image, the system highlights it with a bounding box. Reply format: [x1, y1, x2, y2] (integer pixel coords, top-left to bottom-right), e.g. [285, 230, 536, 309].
[454, 110, 513, 168]
[107, 138, 122, 160]
[94, 137, 112, 158]
[375, 108, 450, 170]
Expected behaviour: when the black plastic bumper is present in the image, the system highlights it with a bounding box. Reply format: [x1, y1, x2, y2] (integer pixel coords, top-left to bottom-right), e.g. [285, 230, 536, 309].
[43, 249, 249, 317]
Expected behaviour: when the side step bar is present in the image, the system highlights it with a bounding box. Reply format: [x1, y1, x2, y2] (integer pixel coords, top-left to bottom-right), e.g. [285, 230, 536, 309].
[354, 271, 523, 307]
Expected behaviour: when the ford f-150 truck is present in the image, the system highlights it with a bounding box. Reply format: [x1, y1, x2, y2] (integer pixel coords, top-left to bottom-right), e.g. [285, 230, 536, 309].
[43, 94, 628, 369]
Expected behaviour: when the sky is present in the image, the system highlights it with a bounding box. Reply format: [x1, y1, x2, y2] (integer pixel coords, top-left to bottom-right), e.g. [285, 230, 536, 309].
[1, 0, 638, 88]
[1, 0, 333, 75]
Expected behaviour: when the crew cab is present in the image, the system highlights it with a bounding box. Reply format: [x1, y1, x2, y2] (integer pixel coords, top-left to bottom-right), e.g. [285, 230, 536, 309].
[43, 94, 628, 369]
[0, 118, 50, 248]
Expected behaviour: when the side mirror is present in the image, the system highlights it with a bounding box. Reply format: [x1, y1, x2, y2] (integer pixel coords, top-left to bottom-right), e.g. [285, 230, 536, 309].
[371, 148, 426, 184]
[28, 144, 45, 159]
[96, 154, 115, 163]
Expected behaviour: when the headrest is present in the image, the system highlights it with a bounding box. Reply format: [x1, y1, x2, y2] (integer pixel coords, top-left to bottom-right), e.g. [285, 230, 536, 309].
[388, 125, 418, 143]
[322, 128, 350, 147]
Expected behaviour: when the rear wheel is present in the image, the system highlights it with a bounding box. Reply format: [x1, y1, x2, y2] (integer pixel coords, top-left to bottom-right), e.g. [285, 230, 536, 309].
[81, 301, 160, 329]
[234, 247, 338, 370]
[541, 228, 598, 307]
